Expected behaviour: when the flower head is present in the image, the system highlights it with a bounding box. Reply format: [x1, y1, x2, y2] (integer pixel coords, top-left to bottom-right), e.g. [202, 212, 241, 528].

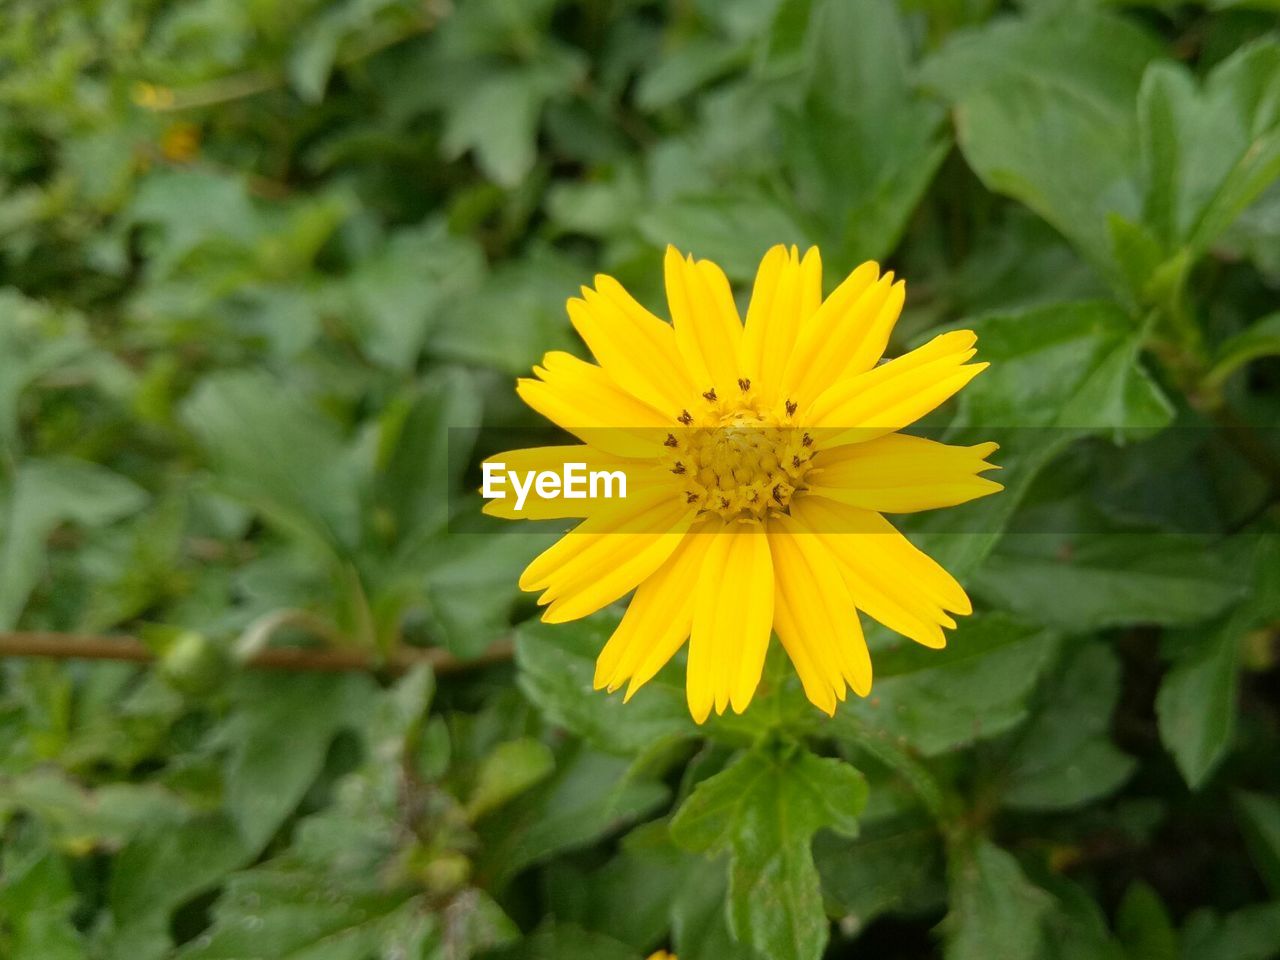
[486, 245, 1001, 721]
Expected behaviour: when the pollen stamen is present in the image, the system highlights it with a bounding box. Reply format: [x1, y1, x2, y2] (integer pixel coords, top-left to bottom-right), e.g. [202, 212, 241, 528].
[664, 402, 817, 522]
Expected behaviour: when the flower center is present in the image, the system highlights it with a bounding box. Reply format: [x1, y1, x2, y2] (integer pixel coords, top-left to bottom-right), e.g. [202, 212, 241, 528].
[664, 392, 816, 522]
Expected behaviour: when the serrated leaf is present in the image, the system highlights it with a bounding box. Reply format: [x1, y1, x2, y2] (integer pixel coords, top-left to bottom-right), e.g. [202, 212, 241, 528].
[670, 745, 867, 960]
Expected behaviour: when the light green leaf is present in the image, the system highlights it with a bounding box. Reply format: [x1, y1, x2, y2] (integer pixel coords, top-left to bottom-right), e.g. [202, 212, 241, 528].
[783, 0, 949, 267]
[223, 672, 377, 852]
[1206, 312, 1280, 391]
[442, 54, 583, 187]
[340, 221, 485, 371]
[670, 744, 867, 960]
[1116, 881, 1178, 960]
[920, 11, 1160, 279]
[0, 458, 148, 629]
[516, 611, 697, 755]
[182, 371, 362, 556]
[1138, 42, 1280, 256]
[0, 850, 85, 960]
[943, 838, 1050, 960]
[375, 367, 482, 545]
[466, 737, 555, 821]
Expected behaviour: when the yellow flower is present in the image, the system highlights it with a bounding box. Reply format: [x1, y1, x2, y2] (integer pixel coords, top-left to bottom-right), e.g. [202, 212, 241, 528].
[486, 245, 1001, 721]
[646, 952, 676, 960]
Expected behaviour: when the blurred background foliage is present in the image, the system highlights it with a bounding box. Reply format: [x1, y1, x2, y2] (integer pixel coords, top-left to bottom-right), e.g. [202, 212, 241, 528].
[1, 0, 1279, 958]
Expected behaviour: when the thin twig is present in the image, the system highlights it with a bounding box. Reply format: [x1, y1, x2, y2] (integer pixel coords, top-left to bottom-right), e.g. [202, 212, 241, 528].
[0, 631, 512, 675]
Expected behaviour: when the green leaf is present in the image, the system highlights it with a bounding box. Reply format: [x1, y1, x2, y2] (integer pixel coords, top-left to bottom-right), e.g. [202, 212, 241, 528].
[0, 458, 148, 629]
[441, 55, 583, 187]
[954, 301, 1173, 435]
[1156, 536, 1280, 788]
[174, 861, 416, 960]
[340, 221, 485, 371]
[0, 849, 86, 960]
[516, 611, 697, 755]
[637, 194, 810, 282]
[182, 371, 362, 557]
[474, 744, 669, 887]
[973, 533, 1245, 631]
[1180, 903, 1280, 960]
[835, 614, 1059, 756]
[920, 11, 1161, 280]
[815, 815, 943, 933]
[375, 367, 482, 545]
[1116, 881, 1177, 960]
[783, 0, 949, 267]
[223, 672, 377, 852]
[672, 854, 763, 960]
[908, 299, 1173, 578]
[1138, 42, 1280, 256]
[466, 737, 555, 821]
[0, 291, 94, 451]
[670, 744, 868, 960]
[943, 838, 1050, 960]
[1000, 645, 1135, 811]
[1235, 792, 1280, 897]
[109, 814, 253, 957]
[1206, 312, 1280, 390]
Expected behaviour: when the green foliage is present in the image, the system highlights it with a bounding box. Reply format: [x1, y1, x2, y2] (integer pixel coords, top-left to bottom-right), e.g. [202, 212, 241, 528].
[1, 1, 1279, 959]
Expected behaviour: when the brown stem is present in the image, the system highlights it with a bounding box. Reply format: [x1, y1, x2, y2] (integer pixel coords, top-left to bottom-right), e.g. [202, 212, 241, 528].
[0, 631, 512, 675]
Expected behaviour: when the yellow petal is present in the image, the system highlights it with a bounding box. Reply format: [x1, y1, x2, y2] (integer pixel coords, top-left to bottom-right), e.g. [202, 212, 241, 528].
[740, 246, 822, 405]
[807, 331, 986, 444]
[590, 526, 713, 696]
[518, 486, 694, 619]
[791, 496, 971, 648]
[808, 435, 1003, 513]
[773, 586, 838, 716]
[780, 261, 891, 405]
[769, 514, 871, 701]
[686, 523, 774, 721]
[481, 446, 659, 520]
[568, 275, 697, 415]
[665, 246, 743, 397]
[517, 351, 671, 457]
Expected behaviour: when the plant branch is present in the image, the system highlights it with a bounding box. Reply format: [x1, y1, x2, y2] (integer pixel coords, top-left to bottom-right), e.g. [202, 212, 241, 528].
[0, 631, 512, 675]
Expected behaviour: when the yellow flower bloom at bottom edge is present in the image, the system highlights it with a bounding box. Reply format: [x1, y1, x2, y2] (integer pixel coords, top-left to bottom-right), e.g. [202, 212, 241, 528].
[485, 245, 1002, 722]
[646, 952, 676, 960]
